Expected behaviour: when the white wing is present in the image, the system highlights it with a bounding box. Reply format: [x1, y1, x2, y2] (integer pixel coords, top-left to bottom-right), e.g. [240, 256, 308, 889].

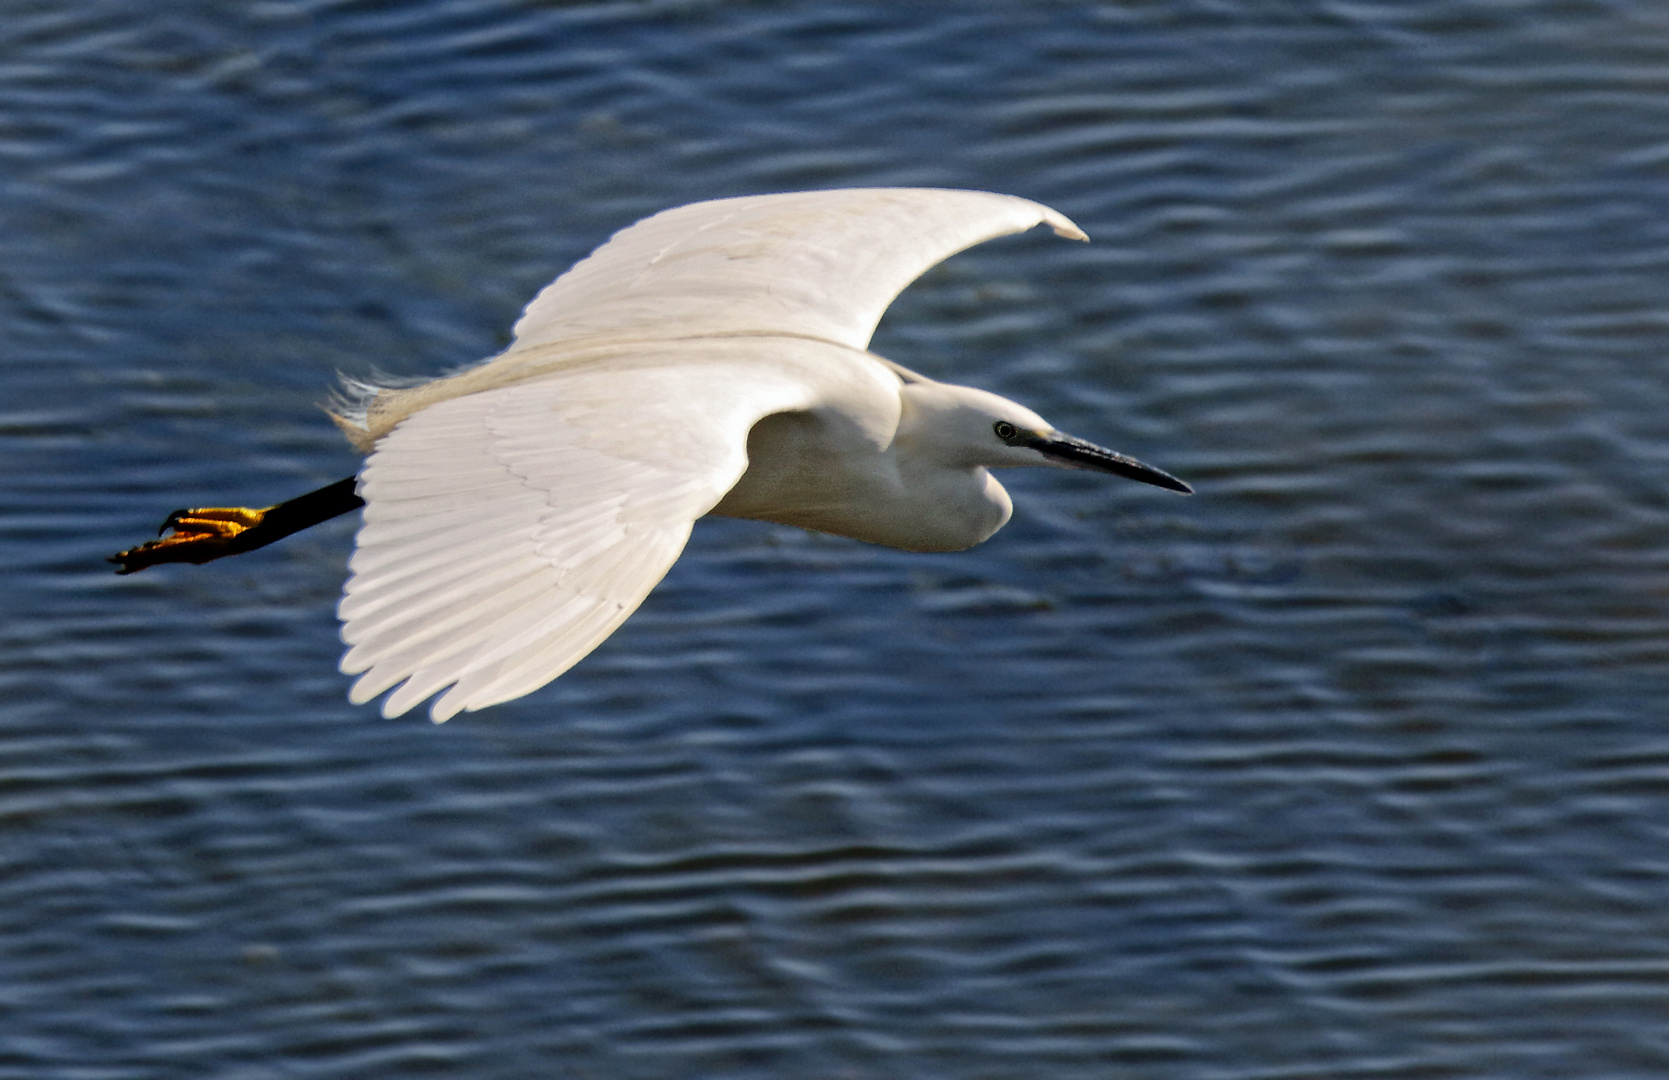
[509, 188, 1085, 355]
[338, 344, 822, 722]
[344, 189, 1084, 449]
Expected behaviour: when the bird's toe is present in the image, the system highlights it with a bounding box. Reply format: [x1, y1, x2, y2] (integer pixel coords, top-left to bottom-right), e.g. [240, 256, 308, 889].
[111, 505, 271, 573]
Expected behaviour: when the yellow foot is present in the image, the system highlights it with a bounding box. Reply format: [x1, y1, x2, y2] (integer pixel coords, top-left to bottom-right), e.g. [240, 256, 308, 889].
[109, 505, 273, 574]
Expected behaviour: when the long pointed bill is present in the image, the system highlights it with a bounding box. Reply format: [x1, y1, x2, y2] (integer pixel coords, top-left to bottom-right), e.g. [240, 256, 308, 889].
[1027, 432, 1193, 493]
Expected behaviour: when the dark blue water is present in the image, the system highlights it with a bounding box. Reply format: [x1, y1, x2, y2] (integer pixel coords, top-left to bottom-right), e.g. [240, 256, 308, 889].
[8, 2, 1669, 1076]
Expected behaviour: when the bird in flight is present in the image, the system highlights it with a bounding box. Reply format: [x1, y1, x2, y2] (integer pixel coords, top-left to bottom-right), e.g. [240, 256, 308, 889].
[112, 188, 1190, 721]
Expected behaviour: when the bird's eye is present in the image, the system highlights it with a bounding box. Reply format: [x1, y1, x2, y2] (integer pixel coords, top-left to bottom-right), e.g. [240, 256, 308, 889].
[993, 421, 1018, 441]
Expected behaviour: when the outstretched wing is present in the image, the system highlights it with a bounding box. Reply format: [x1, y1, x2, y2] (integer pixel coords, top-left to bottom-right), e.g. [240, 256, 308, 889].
[343, 189, 1085, 450]
[509, 188, 1085, 355]
[338, 344, 820, 722]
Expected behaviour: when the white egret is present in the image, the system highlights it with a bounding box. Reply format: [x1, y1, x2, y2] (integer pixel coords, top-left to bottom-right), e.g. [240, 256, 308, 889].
[113, 188, 1189, 721]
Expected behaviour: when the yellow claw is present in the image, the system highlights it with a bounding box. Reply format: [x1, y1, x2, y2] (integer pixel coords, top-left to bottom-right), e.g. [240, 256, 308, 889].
[109, 505, 274, 574]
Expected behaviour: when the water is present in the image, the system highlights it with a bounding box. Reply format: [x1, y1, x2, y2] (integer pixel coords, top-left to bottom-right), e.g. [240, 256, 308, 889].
[7, 2, 1669, 1076]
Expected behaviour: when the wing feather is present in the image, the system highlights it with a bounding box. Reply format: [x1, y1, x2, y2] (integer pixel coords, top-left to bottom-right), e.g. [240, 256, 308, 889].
[339, 344, 822, 720]
[337, 552, 538, 623]
[350, 577, 588, 707]
[344, 521, 542, 579]
[434, 594, 645, 715]
[343, 570, 547, 662]
[508, 189, 1084, 357]
[378, 596, 592, 718]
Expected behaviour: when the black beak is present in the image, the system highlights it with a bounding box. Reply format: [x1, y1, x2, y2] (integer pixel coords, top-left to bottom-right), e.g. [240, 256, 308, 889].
[1027, 432, 1193, 494]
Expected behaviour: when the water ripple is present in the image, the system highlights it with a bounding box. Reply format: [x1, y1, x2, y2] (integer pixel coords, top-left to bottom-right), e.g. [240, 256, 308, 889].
[9, 1, 1669, 1077]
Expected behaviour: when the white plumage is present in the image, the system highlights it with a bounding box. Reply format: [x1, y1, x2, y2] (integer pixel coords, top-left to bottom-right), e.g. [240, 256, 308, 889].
[328, 188, 1187, 722]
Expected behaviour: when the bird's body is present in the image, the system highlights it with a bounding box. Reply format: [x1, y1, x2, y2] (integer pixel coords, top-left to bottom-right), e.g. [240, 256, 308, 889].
[114, 188, 1189, 721]
[712, 369, 1040, 552]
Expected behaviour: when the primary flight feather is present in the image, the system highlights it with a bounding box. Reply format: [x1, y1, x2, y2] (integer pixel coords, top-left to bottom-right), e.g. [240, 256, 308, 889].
[112, 188, 1190, 721]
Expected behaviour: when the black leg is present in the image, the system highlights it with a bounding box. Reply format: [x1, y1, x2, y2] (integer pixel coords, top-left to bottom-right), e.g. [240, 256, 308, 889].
[109, 476, 365, 574]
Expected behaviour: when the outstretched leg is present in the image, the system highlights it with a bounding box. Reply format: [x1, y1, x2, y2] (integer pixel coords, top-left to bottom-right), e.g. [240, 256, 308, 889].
[110, 477, 364, 574]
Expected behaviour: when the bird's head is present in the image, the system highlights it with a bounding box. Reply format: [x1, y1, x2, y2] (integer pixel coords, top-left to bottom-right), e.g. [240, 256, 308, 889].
[898, 382, 1192, 493]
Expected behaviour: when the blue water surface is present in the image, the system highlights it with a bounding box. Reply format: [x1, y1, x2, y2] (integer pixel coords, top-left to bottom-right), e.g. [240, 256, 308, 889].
[7, 2, 1669, 1077]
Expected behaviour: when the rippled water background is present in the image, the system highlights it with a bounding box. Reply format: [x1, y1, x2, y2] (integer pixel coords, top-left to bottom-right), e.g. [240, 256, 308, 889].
[8, 2, 1669, 1076]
